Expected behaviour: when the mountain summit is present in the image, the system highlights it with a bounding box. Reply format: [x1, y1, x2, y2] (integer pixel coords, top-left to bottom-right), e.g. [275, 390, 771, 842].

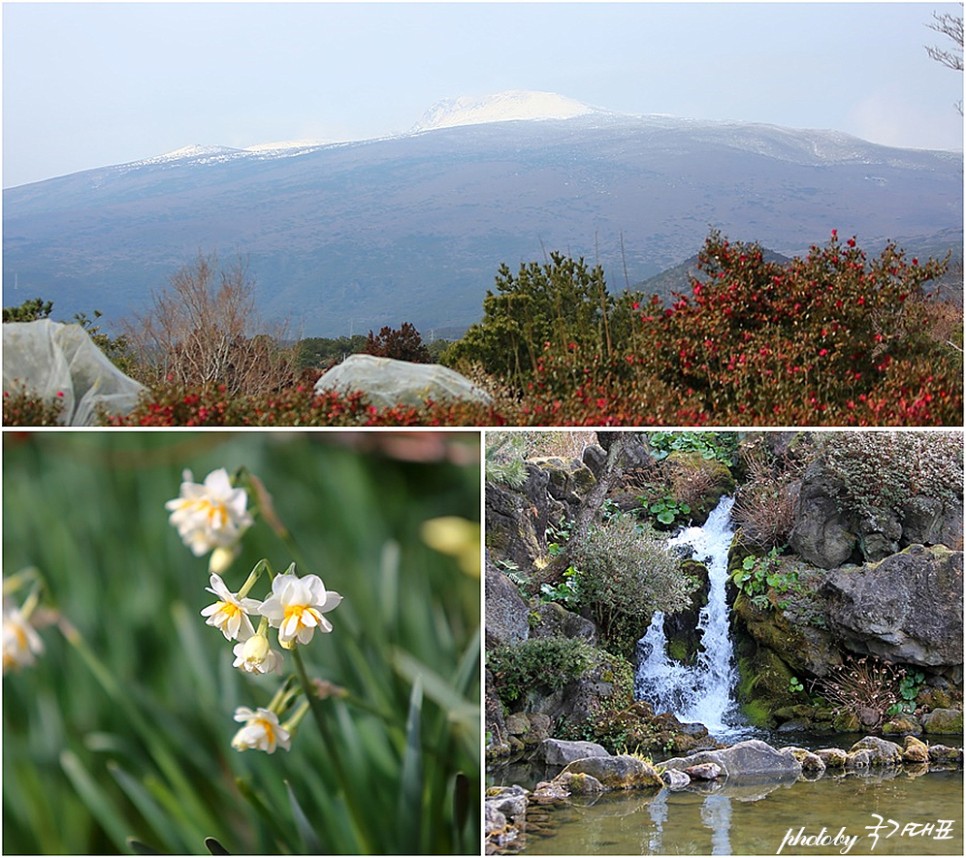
[412, 90, 600, 132]
[4, 99, 960, 337]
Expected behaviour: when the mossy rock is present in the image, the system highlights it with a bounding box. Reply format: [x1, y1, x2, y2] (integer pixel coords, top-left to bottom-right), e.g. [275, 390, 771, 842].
[773, 704, 820, 722]
[921, 707, 964, 734]
[664, 452, 735, 521]
[882, 716, 923, 737]
[833, 710, 861, 732]
[815, 747, 849, 768]
[736, 648, 798, 727]
[731, 571, 838, 678]
[918, 687, 954, 711]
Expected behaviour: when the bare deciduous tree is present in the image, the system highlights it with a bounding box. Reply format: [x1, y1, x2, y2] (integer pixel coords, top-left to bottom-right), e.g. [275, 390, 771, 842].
[926, 9, 964, 114]
[126, 254, 298, 395]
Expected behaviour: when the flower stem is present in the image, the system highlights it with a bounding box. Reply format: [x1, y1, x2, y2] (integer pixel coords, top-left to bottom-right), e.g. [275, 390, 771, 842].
[290, 646, 372, 851]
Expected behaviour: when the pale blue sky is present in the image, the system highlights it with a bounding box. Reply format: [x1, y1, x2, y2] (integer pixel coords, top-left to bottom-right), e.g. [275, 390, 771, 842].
[3, 2, 963, 187]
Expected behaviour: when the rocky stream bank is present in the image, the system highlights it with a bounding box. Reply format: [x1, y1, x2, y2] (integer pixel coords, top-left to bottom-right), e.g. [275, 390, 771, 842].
[485, 432, 964, 852]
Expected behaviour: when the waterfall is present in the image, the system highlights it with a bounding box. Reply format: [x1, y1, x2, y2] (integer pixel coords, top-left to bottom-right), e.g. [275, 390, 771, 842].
[634, 495, 740, 734]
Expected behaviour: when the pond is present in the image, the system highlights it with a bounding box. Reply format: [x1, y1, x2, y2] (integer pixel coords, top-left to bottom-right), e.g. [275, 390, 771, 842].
[511, 766, 963, 855]
[489, 730, 964, 856]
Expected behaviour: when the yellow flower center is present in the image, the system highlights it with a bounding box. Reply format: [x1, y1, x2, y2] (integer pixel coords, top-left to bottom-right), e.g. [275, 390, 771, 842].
[204, 500, 229, 530]
[257, 716, 276, 746]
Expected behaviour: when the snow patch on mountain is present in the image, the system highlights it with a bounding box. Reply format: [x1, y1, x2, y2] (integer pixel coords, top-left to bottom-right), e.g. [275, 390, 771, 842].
[134, 145, 244, 166]
[411, 90, 601, 132]
[244, 139, 330, 155]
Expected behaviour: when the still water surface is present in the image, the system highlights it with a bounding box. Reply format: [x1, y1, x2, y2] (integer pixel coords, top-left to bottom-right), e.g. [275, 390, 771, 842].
[517, 767, 963, 855]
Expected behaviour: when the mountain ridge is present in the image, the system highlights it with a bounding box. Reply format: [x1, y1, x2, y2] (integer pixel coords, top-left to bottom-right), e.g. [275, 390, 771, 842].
[4, 103, 961, 337]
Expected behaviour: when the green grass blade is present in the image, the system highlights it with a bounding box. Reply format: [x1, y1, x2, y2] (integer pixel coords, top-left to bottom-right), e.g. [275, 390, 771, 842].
[396, 677, 424, 853]
[235, 777, 294, 852]
[285, 780, 323, 854]
[60, 750, 131, 853]
[108, 762, 188, 854]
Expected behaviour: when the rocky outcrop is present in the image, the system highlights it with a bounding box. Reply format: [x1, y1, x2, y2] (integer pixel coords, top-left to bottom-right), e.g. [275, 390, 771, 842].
[823, 545, 963, 672]
[530, 456, 597, 510]
[662, 560, 710, 666]
[789, 461, 857, 568]
[529, 601, 597, 644]
[484, 785, 527, 853]
[504, 712, 552, 751]
[485, 465, 551, 571]
[524, 652, 632, 725]
[484, 559, 529, 649]
[663, 739, 802, 783]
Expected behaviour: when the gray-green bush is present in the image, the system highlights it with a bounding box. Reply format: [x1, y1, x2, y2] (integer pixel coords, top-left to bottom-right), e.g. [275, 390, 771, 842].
[569, 515, 694, 658]
[820, 431, 963, 519]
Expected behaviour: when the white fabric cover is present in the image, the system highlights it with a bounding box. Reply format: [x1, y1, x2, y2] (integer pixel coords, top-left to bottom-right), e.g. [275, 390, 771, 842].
[3, 319, 145, 425]
[314, 353, 491, 410]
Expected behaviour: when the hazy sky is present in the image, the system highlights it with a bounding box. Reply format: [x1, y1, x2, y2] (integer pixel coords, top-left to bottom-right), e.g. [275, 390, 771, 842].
[3, 2, 964, 188]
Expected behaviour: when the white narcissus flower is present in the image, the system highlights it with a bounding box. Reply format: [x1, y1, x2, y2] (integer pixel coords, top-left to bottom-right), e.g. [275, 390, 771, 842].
[165, 469, 253, 557]
[200, 574, 261, 641]
[2, 601, 44, 674]
[232, 632, 283, 674]
[231, 706, 291, 753]
[258, 569, 343, 649]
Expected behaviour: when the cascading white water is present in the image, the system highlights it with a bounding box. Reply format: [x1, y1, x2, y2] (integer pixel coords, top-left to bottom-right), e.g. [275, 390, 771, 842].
[634, 495, 741, 734]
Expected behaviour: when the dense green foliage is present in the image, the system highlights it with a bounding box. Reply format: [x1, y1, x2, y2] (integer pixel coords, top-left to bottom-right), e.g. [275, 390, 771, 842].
[648, 431, 738, 467]
[445, 252, 616, 387]
[458, 231, 961, 426]
[3, 296, 53, 322]
[486, 637, 593, 706]
[3, 433, 480, 854]
[297, 335, 369, 369]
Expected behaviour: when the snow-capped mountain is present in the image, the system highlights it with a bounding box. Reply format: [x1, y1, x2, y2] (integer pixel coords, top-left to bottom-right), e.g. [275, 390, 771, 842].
[3, 93, 961, 337]
[411, 90, 601, 132]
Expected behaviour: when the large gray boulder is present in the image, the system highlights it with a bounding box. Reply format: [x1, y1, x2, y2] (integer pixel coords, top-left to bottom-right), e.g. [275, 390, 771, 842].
[560, 754, 663, 789]
[823, 545, 963, 670]
[314, 353, 490, 410]
[3, 319, 144, 425]
[663, 739, 802, 784]
[532, 738, 610, 766]
[901, 495, 964, 550]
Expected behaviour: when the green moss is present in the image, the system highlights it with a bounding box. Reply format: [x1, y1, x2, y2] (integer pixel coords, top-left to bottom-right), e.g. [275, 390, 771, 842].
[667, 640, 690, 664]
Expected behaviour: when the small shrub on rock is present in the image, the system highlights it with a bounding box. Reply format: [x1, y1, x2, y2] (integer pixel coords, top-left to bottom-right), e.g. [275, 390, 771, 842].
[486, 637, 593, 706]
[569, 515, 695, 658]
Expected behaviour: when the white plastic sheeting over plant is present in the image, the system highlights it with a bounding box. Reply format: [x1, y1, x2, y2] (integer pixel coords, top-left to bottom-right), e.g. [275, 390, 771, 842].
[314, 353, 490, 411]
[3, 320, 144, 425]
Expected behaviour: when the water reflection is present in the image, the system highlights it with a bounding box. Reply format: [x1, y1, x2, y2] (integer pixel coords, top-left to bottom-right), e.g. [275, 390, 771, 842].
[517, 769, 963, 855]
[701, 793, 732, 855]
